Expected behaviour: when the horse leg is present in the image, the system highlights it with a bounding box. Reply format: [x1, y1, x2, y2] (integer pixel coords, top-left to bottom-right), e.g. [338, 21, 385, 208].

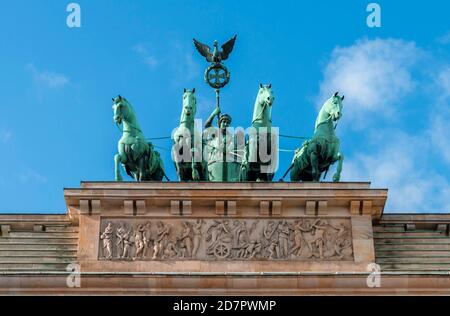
[114, 154, 123, 182]
[239, 162, 248, 181]
[290, 162, 301, 181]
[332, 152, 344, 182]
[175, 162, 185, 181]
[191, 161, 200, 181]
[155, 162, 165, 181]
[310, 150, 319, 181]
[136, 156, 146, 181]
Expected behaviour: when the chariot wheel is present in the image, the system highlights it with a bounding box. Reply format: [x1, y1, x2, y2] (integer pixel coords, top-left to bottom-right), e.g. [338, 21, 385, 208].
[214, 241, 231, 259]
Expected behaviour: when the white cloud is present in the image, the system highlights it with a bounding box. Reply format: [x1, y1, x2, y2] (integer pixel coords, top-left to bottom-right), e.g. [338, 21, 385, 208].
[319, 38, 450, 213]
[19, 169, 48, 184]
[428, 66, 450, 165]
[436, 65, 450, 98]
[132, 44, 159, 68]
[26, 63, 70, 88]
[0, 129, 12, 143]
[317, 38, 422, 126]
[166, 40, 201, 85]
[133, 41, 201, 85]
[429, 108, 450, 166]
[437, 31, 450, 45]
[342, 131, 450, 212]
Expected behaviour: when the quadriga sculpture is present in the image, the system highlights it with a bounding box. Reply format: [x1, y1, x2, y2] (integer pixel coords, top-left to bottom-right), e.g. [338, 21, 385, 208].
[290, 92, 344, 182]
[241, 84, 276, 181]
[113, 95, 166, 181]
[172, 88, 205, 181]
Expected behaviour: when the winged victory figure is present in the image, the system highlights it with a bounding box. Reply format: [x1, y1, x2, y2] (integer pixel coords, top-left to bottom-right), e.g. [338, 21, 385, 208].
[193, 35, 237, 63]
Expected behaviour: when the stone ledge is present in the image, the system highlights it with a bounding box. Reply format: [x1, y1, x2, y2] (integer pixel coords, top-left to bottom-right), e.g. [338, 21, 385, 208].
[65, 182, 387, 220]
[1, 274, 450, 295]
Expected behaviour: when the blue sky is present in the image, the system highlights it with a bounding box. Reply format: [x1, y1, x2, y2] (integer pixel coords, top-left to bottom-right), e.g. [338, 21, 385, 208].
[0, 0, 449, 213]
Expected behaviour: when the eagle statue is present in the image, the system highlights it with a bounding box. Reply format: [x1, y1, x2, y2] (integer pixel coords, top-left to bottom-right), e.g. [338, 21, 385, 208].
[193, 35, 237, 63]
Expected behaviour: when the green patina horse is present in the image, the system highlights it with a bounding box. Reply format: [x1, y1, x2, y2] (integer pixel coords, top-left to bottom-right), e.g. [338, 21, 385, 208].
[113, 95, 166, 181]
[290, 92, 344, 182]
[241, 84, 276, 181]
[172, 89, 205, 181]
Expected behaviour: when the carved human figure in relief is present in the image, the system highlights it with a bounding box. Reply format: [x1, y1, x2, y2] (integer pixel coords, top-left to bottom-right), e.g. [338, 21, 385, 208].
[133, 227, 145, 260]
[115, 224, 133, 259]
[333, 237, 352, 259]
[100, 222, 114, 260]
[232, 220, 249, 258]
[243, 222, 261, 259]
[153, 221, 170, 259]
[115, 225, 125, 258]
[277, 220, 290, 258]
[162, 242, 179, 259]
[305, 219, 327, 259]
[206, 220, 233, 259]
[263, 221, 279, 259]
[121, 230, 133, 259]
[177, 221, 193, 258]
[325, 222, 352, 259]
[290, 219, 310, 257]
[191, 219, 204, 258]
[141, 222, 152, 258]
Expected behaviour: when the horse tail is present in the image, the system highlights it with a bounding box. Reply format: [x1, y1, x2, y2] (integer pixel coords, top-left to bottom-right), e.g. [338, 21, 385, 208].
[162, 170, 170, 182]
[279, 163, 294, 181]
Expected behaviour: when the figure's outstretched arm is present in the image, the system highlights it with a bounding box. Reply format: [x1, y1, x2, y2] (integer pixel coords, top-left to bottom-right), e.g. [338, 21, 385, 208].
[204, 107, 220, 128]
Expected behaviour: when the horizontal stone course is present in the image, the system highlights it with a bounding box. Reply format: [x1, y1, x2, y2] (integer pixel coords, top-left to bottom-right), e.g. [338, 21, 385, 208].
[0, 263, 71, 271]
[374, 224, 450, 273]
[7, 232, 79, 238]
[1, 182, 450, 294]
[0, 219, 79, 273]
[0, 250, 77, 256]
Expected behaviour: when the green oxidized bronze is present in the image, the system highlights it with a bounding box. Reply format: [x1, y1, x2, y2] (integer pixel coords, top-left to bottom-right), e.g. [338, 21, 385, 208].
[111, 35, 346, 184]
[193, 35, 236, 89]
[204, 63, 230, 89]
[193, 35, 238, 181]
[241, 84, 276, 181]
[203, 107, 241, 182]
[193, 36, 237, 64]
[289, 92, 344, 182]
[172, 88, 206, 181]
[113, 95, 166, 181]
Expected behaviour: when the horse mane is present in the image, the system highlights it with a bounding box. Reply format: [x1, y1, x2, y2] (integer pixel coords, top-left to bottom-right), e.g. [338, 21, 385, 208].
[121, 98, 135, 112]
[314, 97, 333, 130]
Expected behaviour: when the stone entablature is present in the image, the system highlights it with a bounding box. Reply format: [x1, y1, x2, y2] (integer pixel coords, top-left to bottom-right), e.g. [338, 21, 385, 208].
[3, 184, 450, 294]
[63, 182, 387, 274]
[65, 182, 387, 219]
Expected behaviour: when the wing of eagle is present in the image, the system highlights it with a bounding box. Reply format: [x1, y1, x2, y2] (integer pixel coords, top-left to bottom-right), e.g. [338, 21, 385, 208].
[220, 34, 237, 61]
[193, 38, 213, 62]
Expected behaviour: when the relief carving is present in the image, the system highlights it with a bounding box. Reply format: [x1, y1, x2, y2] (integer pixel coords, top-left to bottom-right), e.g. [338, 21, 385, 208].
[116, 224, 133, 259]
[99, 218, 353, 261]
[191, 219, 204, 258]
[100, 222, 114, 260]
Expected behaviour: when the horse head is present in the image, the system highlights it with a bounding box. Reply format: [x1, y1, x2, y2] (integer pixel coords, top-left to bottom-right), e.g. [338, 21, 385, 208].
[112, 95, 132, 125]
[180, 88, 197, 124]
[252, 84, 275, 127]
[257, 83, 275, 107]
[315, 92, 344, 130]
[327, 92, 344, 122]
